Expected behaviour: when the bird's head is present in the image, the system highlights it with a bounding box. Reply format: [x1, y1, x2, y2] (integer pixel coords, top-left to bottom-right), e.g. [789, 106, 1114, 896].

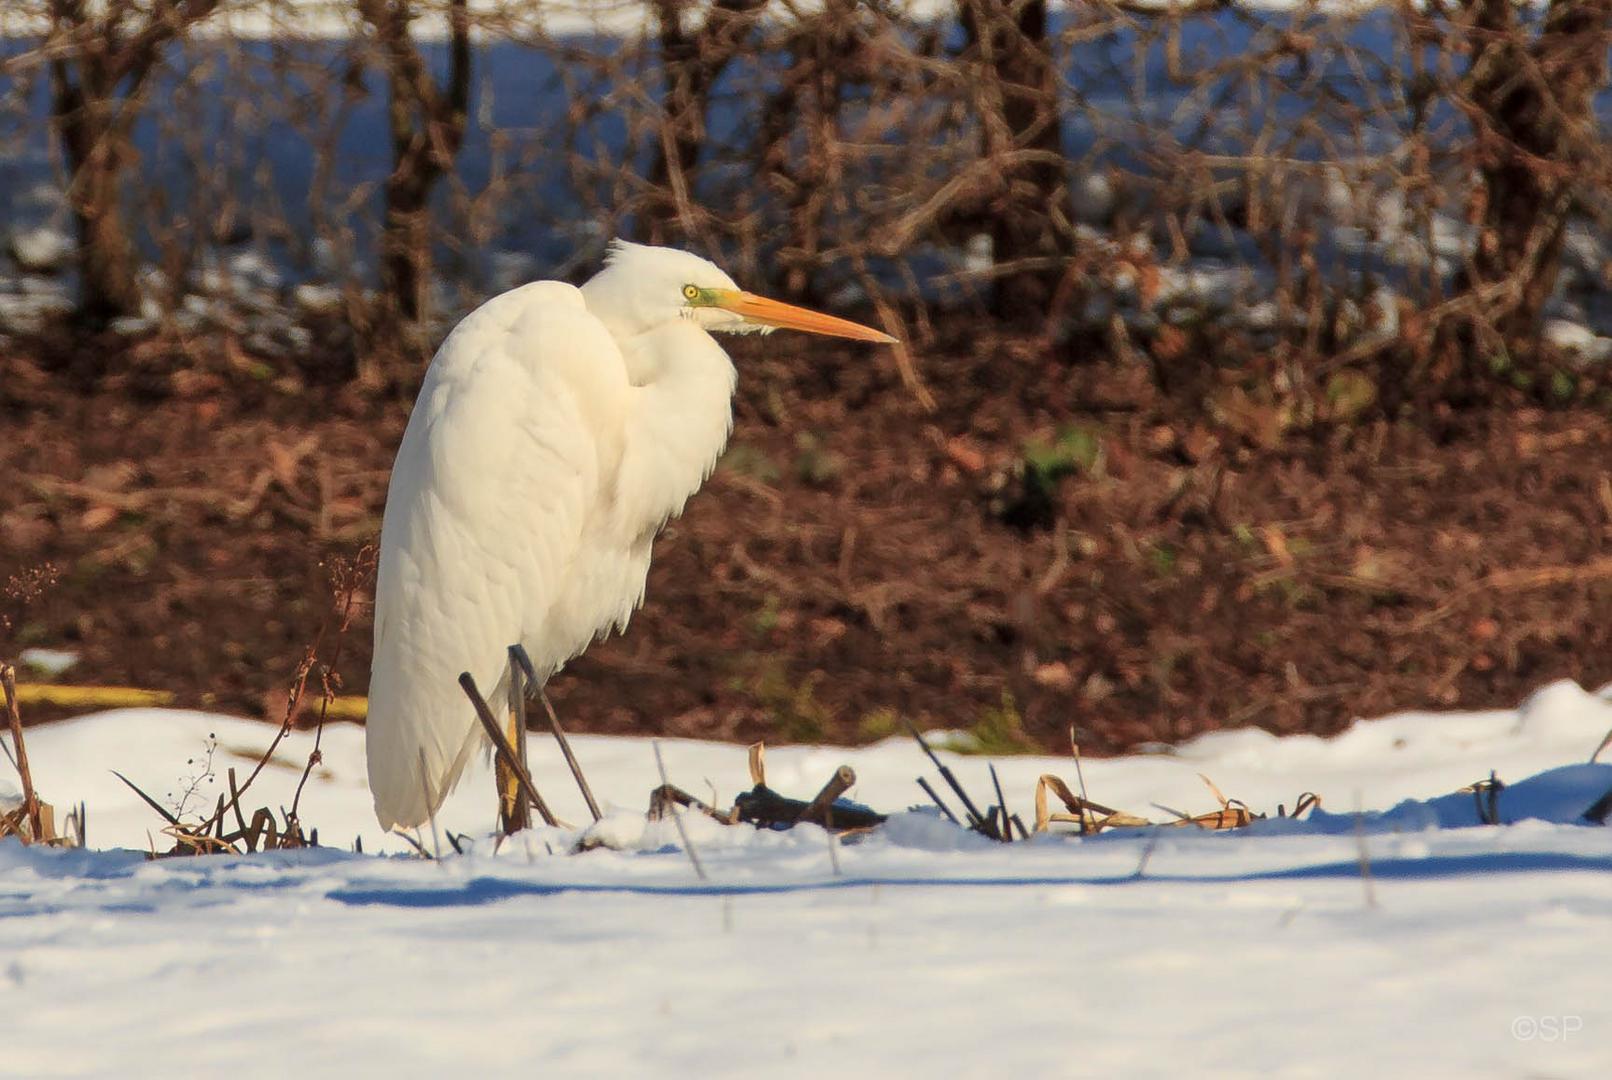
[582, 239, 896, 344]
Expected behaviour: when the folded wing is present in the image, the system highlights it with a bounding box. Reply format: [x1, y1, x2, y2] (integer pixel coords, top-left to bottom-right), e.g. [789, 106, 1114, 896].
[366, 282, 630, 830]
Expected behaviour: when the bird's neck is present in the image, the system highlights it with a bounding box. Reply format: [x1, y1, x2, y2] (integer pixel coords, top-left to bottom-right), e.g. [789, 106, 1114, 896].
[610, 322, 737, 539]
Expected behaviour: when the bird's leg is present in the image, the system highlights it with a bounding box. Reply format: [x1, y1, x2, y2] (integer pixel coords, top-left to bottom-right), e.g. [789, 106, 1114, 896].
[495, 722, 528, 834]
[496, 660, 533, 835]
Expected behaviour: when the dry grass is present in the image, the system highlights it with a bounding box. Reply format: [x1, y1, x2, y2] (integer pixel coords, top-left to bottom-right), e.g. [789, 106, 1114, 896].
[1031, 770, 1323, 835]
[89, 545, 377, 858]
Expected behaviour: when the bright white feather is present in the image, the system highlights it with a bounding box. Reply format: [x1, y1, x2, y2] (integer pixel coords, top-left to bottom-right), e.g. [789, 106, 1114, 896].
[367, 240, 892, 831]
[367, 245, 739, 829]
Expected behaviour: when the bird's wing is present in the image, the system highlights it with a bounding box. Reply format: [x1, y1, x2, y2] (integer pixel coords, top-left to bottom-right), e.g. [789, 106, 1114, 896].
[366, 282, 630, 830]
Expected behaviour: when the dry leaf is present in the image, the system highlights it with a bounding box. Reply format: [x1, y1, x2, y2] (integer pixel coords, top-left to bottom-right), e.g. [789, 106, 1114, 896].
[1032, 661, 1076, 690]
[1259, 525, 1293, 567]
[265, 434, 320, 490]
[81, 462, 137, 491]
[79, 505, 119, 531]
[944, 436, 987, 475]
[1153, 325, 1188, 363]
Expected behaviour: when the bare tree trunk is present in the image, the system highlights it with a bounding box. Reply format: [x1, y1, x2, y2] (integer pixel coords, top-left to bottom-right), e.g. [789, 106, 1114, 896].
[45, 0, 222, 331]
[1447, 0, 1612, 362]
[358, 0, 471, 366]
[644, 0, 767, 244]
[52, 57, 140, 322]
[959, 0, 1065, 326]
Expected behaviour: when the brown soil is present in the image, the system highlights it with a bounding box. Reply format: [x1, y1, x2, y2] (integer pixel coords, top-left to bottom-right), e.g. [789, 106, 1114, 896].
[4, 326, 1611, 753]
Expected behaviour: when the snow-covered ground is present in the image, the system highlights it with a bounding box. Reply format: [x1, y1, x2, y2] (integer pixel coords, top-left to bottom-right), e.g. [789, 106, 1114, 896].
[5, 681, 1612, 1076]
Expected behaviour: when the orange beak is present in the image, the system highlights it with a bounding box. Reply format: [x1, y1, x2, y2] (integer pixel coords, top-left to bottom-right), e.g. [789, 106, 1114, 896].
[715, 290, 898, 344]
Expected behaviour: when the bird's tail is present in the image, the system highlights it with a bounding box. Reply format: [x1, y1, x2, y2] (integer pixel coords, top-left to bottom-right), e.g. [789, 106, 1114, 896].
[365, 659, 496, 831]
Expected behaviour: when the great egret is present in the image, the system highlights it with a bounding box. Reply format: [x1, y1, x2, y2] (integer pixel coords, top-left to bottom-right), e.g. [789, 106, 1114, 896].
[366, 240, 896, 829]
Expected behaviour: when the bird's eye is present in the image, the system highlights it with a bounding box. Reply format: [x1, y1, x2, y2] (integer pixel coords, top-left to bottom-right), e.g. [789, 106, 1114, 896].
[681, 284, 700, 301]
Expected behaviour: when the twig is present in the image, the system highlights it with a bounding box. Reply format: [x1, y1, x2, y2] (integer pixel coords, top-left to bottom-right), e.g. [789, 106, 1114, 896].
[459, 672, 558, 828]
[1353, 796, 1377, 909]
[218, 651, 320, 834]
[1590, 726, 1612, 765]
[796, 766, 855, 827]
[225, 768, 251, 851]
[1408, 556, 1612, 632]
[916, 776, 959, 824]
[1, 663, 44, 841]
[111, 770, 181, 828]
[905, 721, 987, 830]
[1036, 773, 1146, 834]
[651, 782, 732, 823]
[1070, 727, 1092, 810]
[988, 763, 1012, 843]
[1471, 771, 1504, 826]
[289, 545, 374, 827]
[1132, 830, 1160, 880]
[511, 644, 601, 822]
[391, 828, 434, 859]
[652, 740, 707, 881]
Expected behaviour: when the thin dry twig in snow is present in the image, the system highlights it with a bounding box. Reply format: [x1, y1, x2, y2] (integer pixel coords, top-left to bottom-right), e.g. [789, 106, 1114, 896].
[1354, 795, 1378, 909]
[459, 670, 560, 828]
[511, 643, 602, 822]
[1, 663, 45, 841]
[653, 739, 707, 881]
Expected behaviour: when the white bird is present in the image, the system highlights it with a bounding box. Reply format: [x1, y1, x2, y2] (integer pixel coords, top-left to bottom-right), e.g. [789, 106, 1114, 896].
[366, 240, 896, 829]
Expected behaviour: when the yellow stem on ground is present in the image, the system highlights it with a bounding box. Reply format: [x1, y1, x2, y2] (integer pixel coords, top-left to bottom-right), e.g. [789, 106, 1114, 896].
[12, 683, 369, 719]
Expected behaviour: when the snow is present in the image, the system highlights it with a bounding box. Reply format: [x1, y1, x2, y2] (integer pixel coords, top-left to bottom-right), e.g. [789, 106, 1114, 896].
[15, 648, 78, 678]
[4, 680, 1612, 1073]
[1543, 318, 1612, 363]
[0, 277, 73, 334]
[5, 225, 73, 274]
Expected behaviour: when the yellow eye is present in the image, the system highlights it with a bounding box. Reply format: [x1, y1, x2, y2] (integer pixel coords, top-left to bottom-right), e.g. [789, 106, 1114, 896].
[682, 284, 700, 301]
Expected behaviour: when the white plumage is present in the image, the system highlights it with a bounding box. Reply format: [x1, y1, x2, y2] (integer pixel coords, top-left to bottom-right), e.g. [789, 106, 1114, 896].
[366, 241, 894, 829]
